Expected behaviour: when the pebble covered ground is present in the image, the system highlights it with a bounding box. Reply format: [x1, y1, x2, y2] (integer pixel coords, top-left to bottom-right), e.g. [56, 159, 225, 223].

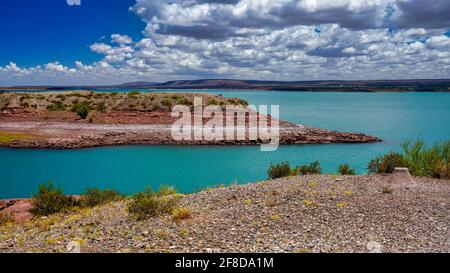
[0, 175, 448, 253]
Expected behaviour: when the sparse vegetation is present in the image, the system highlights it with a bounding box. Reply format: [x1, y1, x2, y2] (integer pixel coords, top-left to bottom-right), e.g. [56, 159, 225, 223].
[30, 182, 80, 217]
[401, 139, 449, 179]
[158, 185, 177, 196]
[382, 186, 394, 194]
[0, 212, 14, 226]
[338, 163, 356, 175]
[172, 207, 192, 221]
[80, 188, 123, 207]
[71, 102, 91, 119]
[368, 152, 407, 174]
[368, 140, 449, 179]
[161, 99, 173, 108]
[0, 132, 33, 144]
[127, 187, 181, 220]
[46, 101, 66, 111]
[268, 162, 292, 179]
[298, 161, 322, 175]
[268, 161, 323, 179]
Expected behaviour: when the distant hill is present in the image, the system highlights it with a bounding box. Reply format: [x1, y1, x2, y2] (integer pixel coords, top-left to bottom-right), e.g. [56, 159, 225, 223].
[116, 79, 450, 92]
[2, 79, 450, 92]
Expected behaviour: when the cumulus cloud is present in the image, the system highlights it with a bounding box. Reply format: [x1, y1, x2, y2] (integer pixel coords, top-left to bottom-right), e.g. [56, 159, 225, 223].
[1, 0, 450, 85]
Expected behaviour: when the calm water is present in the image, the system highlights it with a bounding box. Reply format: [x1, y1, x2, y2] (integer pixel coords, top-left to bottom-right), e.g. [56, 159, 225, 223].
[1, 91, 449, 198]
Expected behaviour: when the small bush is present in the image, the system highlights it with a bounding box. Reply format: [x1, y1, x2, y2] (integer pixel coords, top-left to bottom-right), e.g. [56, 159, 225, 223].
[298, 161, 322, 175]
[268, 162, 292, 179]
[382, 186, 394, 194]
[172, 207, 192, 221]
[368, 152, 407, 174]
[30, 182, 79, 216]
[338, 163, 356, 175]
[161, 99, 173, 108]
[46, 101, 66, 111]
[81, 188, 122, 207]
[127, 188, 181, 220]
[96, 101, 107, 113]
[159, 185, 177, 196]
[0, 212, 14, 226]
[70, 101, 91, 119]
[177, 98, 193, 106]
[208, 99, 219, 105]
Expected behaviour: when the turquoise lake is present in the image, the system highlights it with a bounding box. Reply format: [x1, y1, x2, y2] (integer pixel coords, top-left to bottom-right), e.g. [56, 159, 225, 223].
[1, 91, 449, 198]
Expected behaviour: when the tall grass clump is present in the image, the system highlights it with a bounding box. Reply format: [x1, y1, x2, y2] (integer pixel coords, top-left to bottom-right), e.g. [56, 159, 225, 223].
[338, 163, 356, 175]
[401, 140, 449, 179]
[30, 182, 79, 216]
[127, 187, 181, 220]
[368, 139, 450, 179]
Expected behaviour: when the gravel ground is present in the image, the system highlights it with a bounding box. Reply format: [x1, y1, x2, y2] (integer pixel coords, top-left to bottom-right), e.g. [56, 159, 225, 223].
[0, 175, 448, 253]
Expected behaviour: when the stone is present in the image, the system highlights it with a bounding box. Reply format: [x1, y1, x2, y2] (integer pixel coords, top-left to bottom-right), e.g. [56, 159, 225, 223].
[366, 241, 383, 253]
[66, 241, 81, 253]
[389, 168, 416, 189]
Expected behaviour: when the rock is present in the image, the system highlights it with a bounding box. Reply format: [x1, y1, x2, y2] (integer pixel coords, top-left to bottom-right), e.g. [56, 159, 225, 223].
[66, 241, 81, 253]
[366, 241, 383, 253]
[389, 168, 416, 189]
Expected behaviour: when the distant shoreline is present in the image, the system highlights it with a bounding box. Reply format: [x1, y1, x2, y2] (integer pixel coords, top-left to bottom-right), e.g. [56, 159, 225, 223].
[2, 78, 450, 92]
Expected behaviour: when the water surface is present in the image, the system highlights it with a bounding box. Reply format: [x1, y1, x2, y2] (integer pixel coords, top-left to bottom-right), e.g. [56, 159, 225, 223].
[1, 91, 449, 198]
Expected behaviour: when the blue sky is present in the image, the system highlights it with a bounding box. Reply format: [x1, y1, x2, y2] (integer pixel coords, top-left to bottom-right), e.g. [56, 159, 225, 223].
[0, 0, 144, 67]
[0, 0, 449, 86]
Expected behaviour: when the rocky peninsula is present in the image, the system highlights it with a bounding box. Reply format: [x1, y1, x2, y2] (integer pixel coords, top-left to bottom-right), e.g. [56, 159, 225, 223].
[0, 91, 379, 149]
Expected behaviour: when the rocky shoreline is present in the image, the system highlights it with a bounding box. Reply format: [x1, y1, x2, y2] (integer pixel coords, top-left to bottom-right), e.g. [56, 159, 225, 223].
[0, 121, 379, 149]
[1, 175, 448, 253]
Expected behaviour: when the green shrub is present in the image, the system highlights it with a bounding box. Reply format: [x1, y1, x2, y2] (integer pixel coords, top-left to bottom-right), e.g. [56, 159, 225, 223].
[46, 101, 66, 111]
[338, 163, 356, 175]
[81, 188, 123, 207]
[368, 152, 407, 174]
[76, 104, 90, 119]
[127, 188, 181, 220]
[30, 182, 79, 216]
[71, 102, 91, 119]
[298, 161, 322, 175]
[268, 162, 292, 179]
[161, 99, 173, 108]
[177, 98, 193, 106]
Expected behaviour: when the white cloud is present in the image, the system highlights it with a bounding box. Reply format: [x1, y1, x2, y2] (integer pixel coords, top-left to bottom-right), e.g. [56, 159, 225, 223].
[1, 0, 449, 85]
[111, 34, 133, 45]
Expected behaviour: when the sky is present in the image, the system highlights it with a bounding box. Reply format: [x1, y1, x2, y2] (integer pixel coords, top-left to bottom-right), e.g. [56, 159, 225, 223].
[0, 0, 449, 86]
